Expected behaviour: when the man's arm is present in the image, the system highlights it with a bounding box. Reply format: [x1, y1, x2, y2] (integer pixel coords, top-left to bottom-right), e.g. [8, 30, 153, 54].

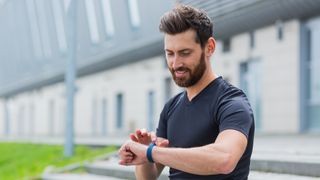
[152, 129, 247, 175]
[121, 129, 247, 175]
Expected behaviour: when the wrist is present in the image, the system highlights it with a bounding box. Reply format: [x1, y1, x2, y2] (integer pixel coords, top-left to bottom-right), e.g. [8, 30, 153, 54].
[146, 142, 156, 163]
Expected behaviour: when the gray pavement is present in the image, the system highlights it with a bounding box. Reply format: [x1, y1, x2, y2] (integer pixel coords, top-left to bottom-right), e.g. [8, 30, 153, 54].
[43, 159, 320, 180]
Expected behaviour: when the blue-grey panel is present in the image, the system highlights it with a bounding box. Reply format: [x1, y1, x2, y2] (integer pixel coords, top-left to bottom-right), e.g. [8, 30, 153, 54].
[180, 0, 320, 39]
[2, 0, 320, 97]
[0, 0, 174, 97]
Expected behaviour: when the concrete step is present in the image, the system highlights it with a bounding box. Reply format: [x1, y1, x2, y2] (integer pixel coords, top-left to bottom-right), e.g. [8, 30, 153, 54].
[42, 171, 320, 180]
[251, 151, 320, 177]
[249, 171, 320, 180]
[84, 157, 320, 180]
[84, 157, 169, 180]
[42, 173, 127, 180]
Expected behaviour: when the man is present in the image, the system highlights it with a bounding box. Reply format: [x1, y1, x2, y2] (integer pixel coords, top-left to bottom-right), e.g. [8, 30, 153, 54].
[118, 4, 254, 180]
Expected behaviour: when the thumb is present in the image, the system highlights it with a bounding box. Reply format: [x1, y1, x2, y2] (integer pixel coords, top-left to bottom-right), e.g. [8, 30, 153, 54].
[159, 139, 169, 147]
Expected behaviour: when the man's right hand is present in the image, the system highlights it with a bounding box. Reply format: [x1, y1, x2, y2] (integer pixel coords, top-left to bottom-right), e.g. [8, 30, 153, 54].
[130, 128, 169, 147]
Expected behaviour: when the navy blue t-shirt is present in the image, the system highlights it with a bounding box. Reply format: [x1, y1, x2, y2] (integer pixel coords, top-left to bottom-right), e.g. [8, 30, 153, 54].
[156, 77, 255, 180]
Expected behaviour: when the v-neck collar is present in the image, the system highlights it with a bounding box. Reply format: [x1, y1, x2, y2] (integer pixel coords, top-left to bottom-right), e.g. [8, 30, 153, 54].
[184, 76, 222, 105]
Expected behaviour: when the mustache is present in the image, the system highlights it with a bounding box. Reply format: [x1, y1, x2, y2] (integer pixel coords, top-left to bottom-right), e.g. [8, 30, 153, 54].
[172, 67, 190, 72]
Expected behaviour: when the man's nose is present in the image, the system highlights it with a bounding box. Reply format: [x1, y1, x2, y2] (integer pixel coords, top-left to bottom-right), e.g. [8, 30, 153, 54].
[172, 55, 183, 69]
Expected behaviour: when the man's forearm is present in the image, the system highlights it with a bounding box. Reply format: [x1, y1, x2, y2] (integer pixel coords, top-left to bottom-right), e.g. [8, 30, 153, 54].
[151, 130, 247, 175]
[151, 143, 242, 175]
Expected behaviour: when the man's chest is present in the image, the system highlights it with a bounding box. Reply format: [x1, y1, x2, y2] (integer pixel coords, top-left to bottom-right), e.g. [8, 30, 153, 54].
[167, 104, 219, 148]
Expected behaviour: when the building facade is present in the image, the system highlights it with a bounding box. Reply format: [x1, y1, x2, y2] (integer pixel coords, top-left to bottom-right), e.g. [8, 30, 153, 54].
[0, 0, 320, 141]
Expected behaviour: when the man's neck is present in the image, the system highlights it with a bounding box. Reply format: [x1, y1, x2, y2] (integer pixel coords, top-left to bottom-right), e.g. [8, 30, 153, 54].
[186, 69, 217, 101]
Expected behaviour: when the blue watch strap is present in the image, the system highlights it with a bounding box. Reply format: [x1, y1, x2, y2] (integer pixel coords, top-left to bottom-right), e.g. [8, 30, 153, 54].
[146, 142, 156, 163]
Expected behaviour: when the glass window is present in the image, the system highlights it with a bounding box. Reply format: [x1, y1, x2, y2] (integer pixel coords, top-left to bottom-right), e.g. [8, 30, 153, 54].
[222, 38, 231, 52]
[164, 77, 172, 101]
[127, 0, 140, 29]
[249, 31, 255, 49]
[18, 105, 25, 136]
[276, 20, 284, 41]
[48, 100, 55, 135]
[85, 0, 100, 43]
[4, 99, 10, 135]
[29, 103, 34, 135]
[147, 91, 155, 131]
[101, 0, 115, 37]
[116, 93, 123, 129]
[101, 98, 107, 135]
[240, 60, 262, 130]
[92, 98, 98, 135]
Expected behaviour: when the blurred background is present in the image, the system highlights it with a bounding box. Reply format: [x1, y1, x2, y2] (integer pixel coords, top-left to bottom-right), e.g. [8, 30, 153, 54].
[0, 0, 320, 179]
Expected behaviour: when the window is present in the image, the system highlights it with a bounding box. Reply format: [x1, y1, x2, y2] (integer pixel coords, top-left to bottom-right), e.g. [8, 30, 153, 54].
[116, 93, 123, 129]
[52, 0, 67, 52]
[92, 98, 98, 135]
[147, 91, 155, 131]
[18, 105, 25, 136]
[164, 77, 172, 101]
[127, 0, 140, 29]
[29, 103, 34, 135]
[276, 20, 284, 41]
[101, 98, 107, 135]
[101, 0, 115, 37]
[4, 99, 10, 135]
[222, 38, 231, 52]
[85, 0, 100, 43]
[240, 60, 262, 130]
[48, 100, 55, 135]
[249, 31, 255, 49]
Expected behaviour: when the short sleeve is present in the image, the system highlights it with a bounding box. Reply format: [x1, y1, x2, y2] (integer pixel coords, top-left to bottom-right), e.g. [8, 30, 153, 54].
[217, 98, 254, 138]
[156, 104, 169, 139]
[156, 92, 184, 139]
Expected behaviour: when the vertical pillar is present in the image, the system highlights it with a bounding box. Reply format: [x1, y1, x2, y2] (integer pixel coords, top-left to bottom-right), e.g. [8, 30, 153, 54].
[64, 0, 78, 157]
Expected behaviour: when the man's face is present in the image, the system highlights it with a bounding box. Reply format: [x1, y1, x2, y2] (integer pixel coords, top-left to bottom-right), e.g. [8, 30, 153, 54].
[164, 30, 207, 87]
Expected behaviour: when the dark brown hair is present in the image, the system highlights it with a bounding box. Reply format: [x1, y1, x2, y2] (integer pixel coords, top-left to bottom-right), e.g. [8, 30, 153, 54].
[159, 4, 213, 48]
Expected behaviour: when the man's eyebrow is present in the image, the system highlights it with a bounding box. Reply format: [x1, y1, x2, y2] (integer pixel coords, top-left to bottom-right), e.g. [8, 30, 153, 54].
[164, 48, 193, 52]
[178, 49, 193, 53]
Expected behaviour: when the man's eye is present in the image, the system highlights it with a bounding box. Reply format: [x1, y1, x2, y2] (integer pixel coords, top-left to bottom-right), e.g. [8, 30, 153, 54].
[166, 53, 174, 57]
[181, 52, 190, 56]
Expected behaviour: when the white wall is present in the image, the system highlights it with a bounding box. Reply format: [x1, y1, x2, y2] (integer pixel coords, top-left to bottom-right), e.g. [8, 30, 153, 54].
[213, 19, 300, 133]
[0, 20, 304, 138]
[74, 55, 180, 137]
[0, 55, 181, 138]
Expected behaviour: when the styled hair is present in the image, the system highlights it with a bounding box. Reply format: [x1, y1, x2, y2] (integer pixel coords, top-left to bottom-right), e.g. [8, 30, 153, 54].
[159, 4, 213, 48]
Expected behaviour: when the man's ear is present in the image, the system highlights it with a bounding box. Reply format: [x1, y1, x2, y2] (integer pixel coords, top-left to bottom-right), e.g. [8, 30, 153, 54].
[206, 37, 216, 57]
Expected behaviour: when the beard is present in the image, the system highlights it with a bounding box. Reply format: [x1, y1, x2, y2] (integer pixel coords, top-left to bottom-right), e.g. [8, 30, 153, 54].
[169, 51, 206, 87]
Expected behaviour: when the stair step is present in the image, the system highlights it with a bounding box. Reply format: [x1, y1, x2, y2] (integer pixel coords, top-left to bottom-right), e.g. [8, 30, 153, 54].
[84, 158, 169, 180]
[42, 173, 126, 180]
[251, 152, 320, 177]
